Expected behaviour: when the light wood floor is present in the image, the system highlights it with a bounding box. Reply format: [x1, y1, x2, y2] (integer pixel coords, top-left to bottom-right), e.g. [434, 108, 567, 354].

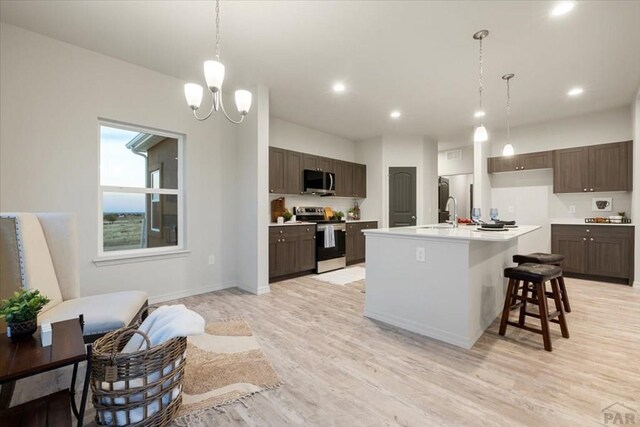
[157, 274, 640, 426]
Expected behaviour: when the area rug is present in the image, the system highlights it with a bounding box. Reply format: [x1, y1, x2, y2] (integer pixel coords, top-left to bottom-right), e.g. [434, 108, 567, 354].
[174, 318, 281, 420]
[313, 266, 366, 285]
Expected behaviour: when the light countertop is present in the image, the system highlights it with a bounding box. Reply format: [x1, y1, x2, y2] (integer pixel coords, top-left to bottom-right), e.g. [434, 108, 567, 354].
[345, 219, 378, 223]
[550, 219, 634, 226]
[363, 224, 541, 242]
[269, 221, 315, 227]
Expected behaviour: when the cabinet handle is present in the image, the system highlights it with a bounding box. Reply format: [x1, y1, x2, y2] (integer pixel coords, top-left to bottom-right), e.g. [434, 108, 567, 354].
[515, 167, 519, 170]
[590, 238, 594, 241]
[583, 188, 587, 192]
[590, 188, 594, 192]
[270, 189, 274, 193]
[583, 238, 586, 241]
[586, 229, 590, 233]
[306, 228, 310, 232]
[521, 166, 524, 169]
[277, 239, 280, 243]
[282, 238, 285, 242]
[313, 236, 316, 239]
[279, 230, 283, 234]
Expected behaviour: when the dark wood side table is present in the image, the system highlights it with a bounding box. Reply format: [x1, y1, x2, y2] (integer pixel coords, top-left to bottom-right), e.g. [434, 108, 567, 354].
[0, 316, 91, 427]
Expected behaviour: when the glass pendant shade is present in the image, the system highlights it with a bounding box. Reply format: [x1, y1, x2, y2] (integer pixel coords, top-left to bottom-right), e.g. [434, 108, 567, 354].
[474, 124, 488, 143]
[502, 143, 514, 156]
[204, 60, 225, 92]
[235, 90, 252, 115]
[184, 83, 204, 110]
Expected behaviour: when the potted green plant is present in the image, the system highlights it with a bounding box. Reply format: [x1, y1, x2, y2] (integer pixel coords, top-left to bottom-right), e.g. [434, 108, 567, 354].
[282, 209, 293, 222]
[610, 211, 624, 224]
[0, 289, 50, 342]
[335, 211, 344, 221]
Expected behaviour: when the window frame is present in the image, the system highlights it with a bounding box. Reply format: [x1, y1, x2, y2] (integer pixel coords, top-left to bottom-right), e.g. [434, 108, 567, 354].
[96, 119, 186, 260]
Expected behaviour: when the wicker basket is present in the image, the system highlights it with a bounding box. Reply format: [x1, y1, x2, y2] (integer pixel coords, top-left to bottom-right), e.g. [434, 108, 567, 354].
[91, 325, 187, 427]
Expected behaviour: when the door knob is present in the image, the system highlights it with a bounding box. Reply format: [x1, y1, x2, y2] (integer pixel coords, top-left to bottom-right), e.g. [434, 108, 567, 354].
[411, 215, 416, 220]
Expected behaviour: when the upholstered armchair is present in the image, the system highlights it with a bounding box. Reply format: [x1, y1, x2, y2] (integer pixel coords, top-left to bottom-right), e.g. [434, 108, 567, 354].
[0, 212, 148, 343]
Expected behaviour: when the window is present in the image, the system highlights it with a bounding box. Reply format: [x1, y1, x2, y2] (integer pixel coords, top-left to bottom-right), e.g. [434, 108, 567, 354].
[98, 121, 184, 257]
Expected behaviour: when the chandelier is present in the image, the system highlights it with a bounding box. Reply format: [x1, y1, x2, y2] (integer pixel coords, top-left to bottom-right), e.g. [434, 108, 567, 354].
[473, 30, 489, 143]
[184, 0, 252, 123]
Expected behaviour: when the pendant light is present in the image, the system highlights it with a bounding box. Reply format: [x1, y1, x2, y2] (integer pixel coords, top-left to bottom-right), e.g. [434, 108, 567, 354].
[184, 0, 251, 123]
[502, 73, 515, 156]
[473, 30, 489, 143]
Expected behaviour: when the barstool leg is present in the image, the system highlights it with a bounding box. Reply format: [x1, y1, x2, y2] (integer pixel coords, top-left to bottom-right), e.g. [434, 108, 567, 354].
[536, 282, 552, 351]
[499, 279, 517, 336]
[551, 279, 570, 338]
[558, 276, 571, 313]
[518, 281, 529, 326]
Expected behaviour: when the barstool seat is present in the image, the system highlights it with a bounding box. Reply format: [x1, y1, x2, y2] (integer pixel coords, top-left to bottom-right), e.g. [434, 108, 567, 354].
[512, 252, 571, 313]
[513, 252, 565, 265]
[499, 263, 569, 351]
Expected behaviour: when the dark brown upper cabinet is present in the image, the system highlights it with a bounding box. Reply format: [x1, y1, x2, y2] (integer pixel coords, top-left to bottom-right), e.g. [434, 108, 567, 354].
[488, 150, 552, 173]
[554, 141, 632, 193]
[269, 146, 367, 198]
[353, 164, 367, 198]
[269, 147, 286, 194]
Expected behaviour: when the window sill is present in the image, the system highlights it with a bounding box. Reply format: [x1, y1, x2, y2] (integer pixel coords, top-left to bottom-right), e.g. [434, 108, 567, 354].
[93, 249, 191, 267]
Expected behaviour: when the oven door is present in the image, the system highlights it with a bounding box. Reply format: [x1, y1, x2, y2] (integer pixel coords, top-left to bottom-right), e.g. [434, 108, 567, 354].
[316, 223, 346, 273]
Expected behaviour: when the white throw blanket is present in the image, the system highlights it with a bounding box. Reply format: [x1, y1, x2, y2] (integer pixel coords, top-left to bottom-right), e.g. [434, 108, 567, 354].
[324, 225, 335, 248]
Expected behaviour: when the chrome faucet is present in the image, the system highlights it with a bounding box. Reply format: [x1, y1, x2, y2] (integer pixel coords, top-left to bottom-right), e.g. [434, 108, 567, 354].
[446, 196, 458, 228]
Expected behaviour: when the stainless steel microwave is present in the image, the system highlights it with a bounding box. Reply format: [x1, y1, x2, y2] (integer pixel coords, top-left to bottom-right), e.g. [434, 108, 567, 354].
[303, 169, 336, 196]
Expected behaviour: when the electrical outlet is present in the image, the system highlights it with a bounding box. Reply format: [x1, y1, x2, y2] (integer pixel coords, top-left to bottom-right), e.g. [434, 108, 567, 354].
[569, 205, 576, 214]
[416, 247, 426, 262]
[508, 206, 514, 213]
[208, 255, 215, 265]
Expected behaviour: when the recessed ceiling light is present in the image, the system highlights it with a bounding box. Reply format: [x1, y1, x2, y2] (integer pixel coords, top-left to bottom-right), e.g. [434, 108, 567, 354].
[551, 1, 576, 17]
[390, 110, 401, 119]
[567, 87, 584, 96]
[332, 82, 346, 93]
[474, 110, 485, 118]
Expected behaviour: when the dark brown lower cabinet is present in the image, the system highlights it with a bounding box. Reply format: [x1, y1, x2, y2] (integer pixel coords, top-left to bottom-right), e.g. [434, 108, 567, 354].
[551, 224, 634, 284]
[346, 221, 377, 264]
[269, 225, 316, 281]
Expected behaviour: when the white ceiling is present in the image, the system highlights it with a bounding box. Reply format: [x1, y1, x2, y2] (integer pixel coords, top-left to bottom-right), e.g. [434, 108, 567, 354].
[1, 1, 639, 141]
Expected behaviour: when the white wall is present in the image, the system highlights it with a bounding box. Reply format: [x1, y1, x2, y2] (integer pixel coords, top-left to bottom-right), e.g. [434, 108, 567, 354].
[269, 117, 356, 161]
[356, 137, 384, 222]
[0, 23, 241, 301]
[632, 93, 640, 287]
[438, 145, 474, 176]
[236, 86, 270, 295]
[441, 174, 473, 219]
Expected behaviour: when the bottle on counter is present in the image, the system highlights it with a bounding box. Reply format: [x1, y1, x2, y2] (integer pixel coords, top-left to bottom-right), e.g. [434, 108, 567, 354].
[353, 201, 361, 221]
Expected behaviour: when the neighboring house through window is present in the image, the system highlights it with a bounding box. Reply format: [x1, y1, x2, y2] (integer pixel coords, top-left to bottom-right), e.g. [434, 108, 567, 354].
[98, 120, 184, 256]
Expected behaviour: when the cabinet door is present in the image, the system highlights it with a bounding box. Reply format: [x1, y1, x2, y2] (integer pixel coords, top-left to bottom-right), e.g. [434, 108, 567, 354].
[285, 150, 303, 194]
[269, 147, 286, 194]
[553, 147, 589, 193]
[317, 157, 335, 173]
[353, 164, 367, 198]
[303, 154, 318, 171]
[277, 236, 298, 276]
[269, 233, 279, 278]
[588, 142, 630, 192]
[345, 223, 358, 262]
[337, 161, 353, 197]
[587, 235, 631, 278]
[355, 225, 366, 261]
[496, 156, 519, 172]
[298, 228, 316, 271]
[521, 151, 552, 170]
[551, 230, 588, 274]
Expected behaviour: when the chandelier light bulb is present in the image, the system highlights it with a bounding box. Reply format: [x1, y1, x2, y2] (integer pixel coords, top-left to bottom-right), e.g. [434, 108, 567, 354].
[184, 83, 204, 110]
[474, 125, 488, 143]
[204, 60, 226, 92]
[235, 90, 252, 115]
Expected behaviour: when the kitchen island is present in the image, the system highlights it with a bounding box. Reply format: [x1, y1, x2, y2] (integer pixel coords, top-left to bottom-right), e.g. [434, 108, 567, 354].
[362, 224, 541, 349]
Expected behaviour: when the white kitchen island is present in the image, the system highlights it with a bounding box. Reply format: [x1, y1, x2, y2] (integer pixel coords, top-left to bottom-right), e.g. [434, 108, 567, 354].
[362, 224, 541, 349]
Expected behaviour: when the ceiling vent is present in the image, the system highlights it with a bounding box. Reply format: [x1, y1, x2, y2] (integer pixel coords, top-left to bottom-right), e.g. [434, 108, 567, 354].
[446, 149, 463, 161]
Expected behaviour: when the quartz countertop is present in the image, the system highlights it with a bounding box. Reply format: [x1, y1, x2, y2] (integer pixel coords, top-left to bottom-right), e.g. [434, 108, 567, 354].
[550, 219, 635, 226]
[345, 219, 378, 223]
[269, 221, 315, 227]
[363, 224, 541, 242]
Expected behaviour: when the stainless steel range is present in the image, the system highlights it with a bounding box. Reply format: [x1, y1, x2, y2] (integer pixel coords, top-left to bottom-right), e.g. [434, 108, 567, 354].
[294, 207, 346, 273]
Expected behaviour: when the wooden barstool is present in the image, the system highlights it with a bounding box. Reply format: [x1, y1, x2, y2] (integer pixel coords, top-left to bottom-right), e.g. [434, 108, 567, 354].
[499, 263, 569, 351]
[513, 252, 571, 313]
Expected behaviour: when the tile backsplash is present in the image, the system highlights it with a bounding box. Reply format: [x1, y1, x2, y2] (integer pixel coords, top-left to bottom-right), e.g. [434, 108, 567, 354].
[269, 194, 362, 222]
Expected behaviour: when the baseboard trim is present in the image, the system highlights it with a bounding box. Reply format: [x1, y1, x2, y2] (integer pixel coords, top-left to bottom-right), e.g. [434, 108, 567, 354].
[149, 281, 237, 304]
[633, 281, 640, 288]
[364, 308, 475, 349]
